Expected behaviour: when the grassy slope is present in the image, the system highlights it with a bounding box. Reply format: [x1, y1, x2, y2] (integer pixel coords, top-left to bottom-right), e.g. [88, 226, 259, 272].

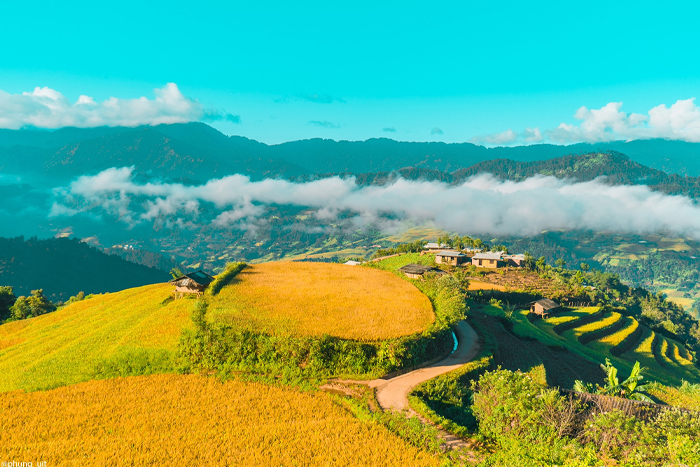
[0, 374, 439, 466]
[207, 262, 434, 341]
[0, 283, 192, 392]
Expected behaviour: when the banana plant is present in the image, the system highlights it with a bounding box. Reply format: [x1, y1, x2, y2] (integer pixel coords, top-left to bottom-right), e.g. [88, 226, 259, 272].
[574, 359, 653, 402]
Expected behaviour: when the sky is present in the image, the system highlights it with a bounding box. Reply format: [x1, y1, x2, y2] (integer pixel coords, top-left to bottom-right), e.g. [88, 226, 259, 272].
[2, 0, 700, 144]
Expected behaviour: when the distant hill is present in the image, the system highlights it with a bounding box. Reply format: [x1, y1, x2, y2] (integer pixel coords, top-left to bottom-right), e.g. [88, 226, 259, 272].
[0, 237, 170, 301]
[5, 123, 700, 185]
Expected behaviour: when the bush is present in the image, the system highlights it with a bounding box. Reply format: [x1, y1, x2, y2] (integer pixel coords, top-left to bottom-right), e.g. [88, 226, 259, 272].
[208, 262, 247, 296]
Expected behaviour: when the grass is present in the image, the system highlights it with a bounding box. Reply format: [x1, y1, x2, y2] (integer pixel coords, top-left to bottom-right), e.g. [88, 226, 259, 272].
[207, 262, 434, 341]
[0, 374, 439, 466]
[0, 283, 192, 392]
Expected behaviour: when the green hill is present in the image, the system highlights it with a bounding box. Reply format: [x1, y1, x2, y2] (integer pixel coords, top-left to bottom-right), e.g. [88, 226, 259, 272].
[0, 236, 170, 302]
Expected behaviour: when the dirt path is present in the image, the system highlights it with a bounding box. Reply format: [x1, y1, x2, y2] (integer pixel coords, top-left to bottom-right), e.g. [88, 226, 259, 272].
[327, 320, 482, 459]
[332, 320, 479, 410]
[375, 321, 479, 411]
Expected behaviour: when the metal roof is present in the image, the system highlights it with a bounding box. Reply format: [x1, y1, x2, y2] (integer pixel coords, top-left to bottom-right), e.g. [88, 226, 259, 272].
[170, 270, 215, 286]
[398, 264, 447, 275]
[472, 252, 503, 260]
[533, 298, 560, 310]
[436, 250, 466, 257]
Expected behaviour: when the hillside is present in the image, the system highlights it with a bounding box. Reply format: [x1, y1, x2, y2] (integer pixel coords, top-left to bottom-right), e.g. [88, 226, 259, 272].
[0, 283, 190, 392]
[0, 374, 438, 466]
[0, 236, 170, 301]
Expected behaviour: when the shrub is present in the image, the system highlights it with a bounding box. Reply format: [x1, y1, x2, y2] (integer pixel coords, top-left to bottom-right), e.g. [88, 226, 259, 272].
[208, 262, 246, 296]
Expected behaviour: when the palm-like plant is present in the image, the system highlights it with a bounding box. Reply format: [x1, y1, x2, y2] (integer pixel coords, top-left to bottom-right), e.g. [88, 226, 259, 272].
[574, 358, 653, 402]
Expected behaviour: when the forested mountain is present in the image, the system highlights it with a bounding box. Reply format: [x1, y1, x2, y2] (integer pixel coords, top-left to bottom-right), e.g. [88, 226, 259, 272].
[0, 237, 170, 301]
[5, 123, 700, 185]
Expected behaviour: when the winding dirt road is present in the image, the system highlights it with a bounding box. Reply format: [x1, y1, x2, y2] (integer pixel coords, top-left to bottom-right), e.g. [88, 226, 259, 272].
[333, 320, 480, 412]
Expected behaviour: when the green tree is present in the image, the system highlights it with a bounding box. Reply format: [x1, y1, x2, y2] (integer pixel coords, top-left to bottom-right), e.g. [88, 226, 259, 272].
[536, 256, 547, 271]
[0, 286, 16, 320]
[170, 267, 185, 279]
[580, 262, 590, 272]
[9, 289, 55, 320]
[555, 258, 566, 269]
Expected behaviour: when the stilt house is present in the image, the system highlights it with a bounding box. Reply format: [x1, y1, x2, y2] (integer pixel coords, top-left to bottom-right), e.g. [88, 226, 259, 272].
[170, 270, 215, 298]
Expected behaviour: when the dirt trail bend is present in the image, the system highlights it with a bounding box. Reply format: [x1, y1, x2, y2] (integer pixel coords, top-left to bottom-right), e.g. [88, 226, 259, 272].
[375, 320, 479, 411]
[333, 321, 480, 412]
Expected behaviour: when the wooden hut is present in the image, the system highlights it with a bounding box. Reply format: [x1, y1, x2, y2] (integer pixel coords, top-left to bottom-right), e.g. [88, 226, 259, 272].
[398, 264, 447, 280]
[504, 254, 526, 267]
[530, 298, 561, 318]
[170, 270, 215, 299]
[435, 250, 468, 266]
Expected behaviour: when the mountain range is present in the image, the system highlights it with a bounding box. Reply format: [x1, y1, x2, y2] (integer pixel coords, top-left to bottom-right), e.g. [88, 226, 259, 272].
[4, 123, 700, 186]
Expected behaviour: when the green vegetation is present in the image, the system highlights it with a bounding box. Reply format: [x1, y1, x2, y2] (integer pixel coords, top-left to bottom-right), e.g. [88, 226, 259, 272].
[470, 368, 700, 466]
[574, 358, 652, 402]
[207, 262, 246, 296]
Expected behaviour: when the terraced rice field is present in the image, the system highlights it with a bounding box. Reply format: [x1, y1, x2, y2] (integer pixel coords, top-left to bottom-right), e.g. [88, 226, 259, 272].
[0, 283, 191, 392]
[208, 262, 434, 341]
[0, 374, 439, 466]
[567, 311, 622, 341]
[535, 308, 699, 386]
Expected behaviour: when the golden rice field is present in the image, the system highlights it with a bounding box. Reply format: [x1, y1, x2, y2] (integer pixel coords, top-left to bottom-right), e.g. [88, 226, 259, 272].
[0, 283, 191, 392]
[0, 374, 438, 466]
[208, 262, 434, 341]
[568, 311, 621, 339]
[598, 317, 638, 347]
[467, 280, 506, 291]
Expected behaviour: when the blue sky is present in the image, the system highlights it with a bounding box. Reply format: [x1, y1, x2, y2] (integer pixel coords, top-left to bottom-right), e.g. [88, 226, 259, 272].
[2, 0, 700, 144]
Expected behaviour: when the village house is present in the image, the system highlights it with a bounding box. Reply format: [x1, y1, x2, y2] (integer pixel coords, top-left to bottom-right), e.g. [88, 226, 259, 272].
[530, 298, 561, 318]
[424, 242, 449, 252]
[398, 263, 448, 280]
[471, 252, 505, 268]
[170, 270, 215, 299]
[435, 250, 469, 266]
[503, 253, 527, 267]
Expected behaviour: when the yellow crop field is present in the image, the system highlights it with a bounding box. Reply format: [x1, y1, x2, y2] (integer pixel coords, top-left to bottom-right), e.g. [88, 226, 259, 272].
[0, 374, 438, 466]
[598, 317, 638, 347]
[208, 262, 434, 341]
[467, 280, 506, 291]
[0, 283, 191, 392]
[570, 312, 621, 338]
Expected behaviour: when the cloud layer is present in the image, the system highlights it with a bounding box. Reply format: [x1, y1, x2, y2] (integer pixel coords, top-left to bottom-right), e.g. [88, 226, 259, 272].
[473, 98, 700, 145]
[52, 167, 700, 239]
[0, 83, 233, 129]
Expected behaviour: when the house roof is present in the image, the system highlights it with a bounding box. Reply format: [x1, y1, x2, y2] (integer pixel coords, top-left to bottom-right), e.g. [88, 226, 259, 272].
[344, 260, 362, 266]
[170, 270, 215, 287]
[425, 242, 447, 249]
[472, 252, 503, 260]
[398, 264, 447, 275]
[505, 254, 526, 260]
[533, 298, 560, 310]
[436, 250, 466, 257]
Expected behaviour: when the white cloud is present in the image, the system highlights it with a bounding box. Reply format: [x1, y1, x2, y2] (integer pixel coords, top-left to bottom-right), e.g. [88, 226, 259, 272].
[476, 98, 700, 145]
[52, 167, 700, 239]
[0, 83, 226, 129]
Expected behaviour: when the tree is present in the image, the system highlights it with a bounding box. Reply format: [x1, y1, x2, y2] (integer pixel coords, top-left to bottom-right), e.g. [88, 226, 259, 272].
[9, 289, 54, 320]
[555, 258, 566, 269]
[580, 262, 590, 272]
[170, 267, 184, 279]
[523, 252, 536, 270]
[0, 286, 16, 320]
[536, 256, 547, 271]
